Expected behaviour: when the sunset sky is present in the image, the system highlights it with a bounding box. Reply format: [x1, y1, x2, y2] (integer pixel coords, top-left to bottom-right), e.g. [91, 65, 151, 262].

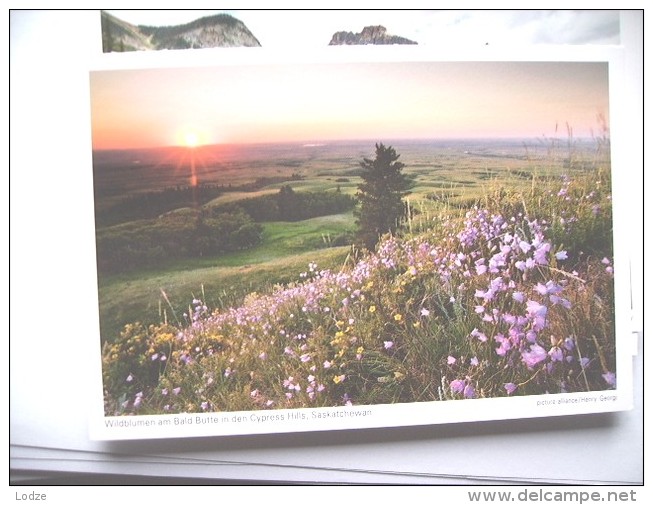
[89, 60, 609, 150]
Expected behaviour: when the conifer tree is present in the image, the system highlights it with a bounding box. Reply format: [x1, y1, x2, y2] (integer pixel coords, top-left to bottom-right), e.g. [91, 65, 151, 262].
[355, 143, 411, 250]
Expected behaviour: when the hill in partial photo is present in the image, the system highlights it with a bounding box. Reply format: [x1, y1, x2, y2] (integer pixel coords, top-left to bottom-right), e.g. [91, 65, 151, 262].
[101, 11, 261, 52]
[329, 25, 417, 45]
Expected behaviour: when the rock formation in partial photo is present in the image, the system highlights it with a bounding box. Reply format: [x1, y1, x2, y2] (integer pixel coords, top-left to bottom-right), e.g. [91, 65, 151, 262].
[101, 11, 261, 52]
[328, 25, 417, 45]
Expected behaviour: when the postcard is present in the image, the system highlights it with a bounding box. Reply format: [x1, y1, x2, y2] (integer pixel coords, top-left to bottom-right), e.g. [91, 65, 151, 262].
[87, 15, 635, 441]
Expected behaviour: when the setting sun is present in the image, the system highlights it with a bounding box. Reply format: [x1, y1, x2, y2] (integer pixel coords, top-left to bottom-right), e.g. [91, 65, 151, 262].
[183, 131, 199, 147]
[174, 126, 210, 148]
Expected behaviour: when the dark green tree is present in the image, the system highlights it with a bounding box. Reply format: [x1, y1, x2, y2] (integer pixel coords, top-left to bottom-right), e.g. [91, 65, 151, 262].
[277, 184, 300, 221]
[355, 143, 412, 250]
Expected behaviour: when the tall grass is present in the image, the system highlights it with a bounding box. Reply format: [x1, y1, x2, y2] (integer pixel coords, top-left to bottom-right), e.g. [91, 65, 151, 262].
[103, 143, 615, 416]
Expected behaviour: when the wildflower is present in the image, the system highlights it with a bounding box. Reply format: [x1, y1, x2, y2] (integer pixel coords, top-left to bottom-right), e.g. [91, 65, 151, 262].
[201, 401, 209, 411]
[512, 292, 525, 303]
[463, 384, 476, 399]
[161, 388, 168, 396]
[447, 356, 457, 365]
[521, 344, 548, 368]
[555, 250, 568, 261]
[548, 346, 564, 362]
[369, 305, 377, 313]
[470, 328, 487, 342]
[300, 353, 312, 363]
[519, 241, 531, 253]
[394, 314, 403, 322]
[470, 357, 479, 366]
[450, 379, 465, 394]
[151, 353, 159, 361]
[323, 360, 332, 369]
[535, 283, 549, 296]
[333, 374, 346, 384]
[126, 374, 133, 382]
[383, 341, 394, 350]
[504, 383, 517, 395]
[516, 258, 536, 271]
[526, 300, 548, 329]
[525, 330, 538, 343]
[172, 387, 181, 395]
[550, 295, 572, 309]
[533, 242, 551, 265]
[475, 288, 495, 302]
[602, 372, 616, 387]
[250, 389, 259, 398]
[259, 352, 267, 360]
[420, 308, 430, 317]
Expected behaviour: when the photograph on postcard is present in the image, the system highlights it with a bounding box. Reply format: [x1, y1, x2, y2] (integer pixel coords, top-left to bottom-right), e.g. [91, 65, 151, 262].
[89, 54, 627, 438]
[99, 10, 262, 53]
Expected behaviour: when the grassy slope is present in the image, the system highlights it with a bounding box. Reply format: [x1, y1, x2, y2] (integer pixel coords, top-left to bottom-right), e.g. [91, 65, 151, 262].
[98, 213, 355, 340]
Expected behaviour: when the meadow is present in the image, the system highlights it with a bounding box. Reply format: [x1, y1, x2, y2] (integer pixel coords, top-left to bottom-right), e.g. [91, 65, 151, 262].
[95, 135, 616, 415]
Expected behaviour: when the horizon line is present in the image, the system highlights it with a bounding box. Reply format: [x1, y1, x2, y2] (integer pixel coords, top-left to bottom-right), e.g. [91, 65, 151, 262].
[92, 135, 602, 152]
